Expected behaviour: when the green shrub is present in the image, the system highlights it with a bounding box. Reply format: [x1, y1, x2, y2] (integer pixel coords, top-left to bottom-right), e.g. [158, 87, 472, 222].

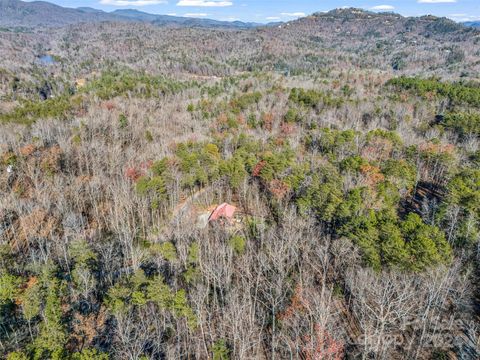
[245, 216, 264, 240]
[0, 96, 75, 125]
[247, 113, 259, 128]
[388, 76, 480, 107]
[340, 155, 368, 172]
[147, 277, 197, 329]
[6, 352, 28, 360]
[289, 88, 343, 109]
[230, 92, 262, 113]
[440, 112, 480, 138]
[402, 213, 452, 271]
[438, 168, 480, 247]
[136, 176, 167, 198]
[19, 278, 41, 321]
[84, 70, 190, 100]
[228, 235, 246, 255]
[175, 142, 222, 188]
[340, 210, 452, 271]
[68, 239, 96, 265]
[296, 167, 344, 222]
[212, 339, 230, 360]
[307, 128, 357, 156]
[284, 108, 301, 123]
[220, 154, 249, 188]
[151, 158, 169, 176]
[33, 279, 67, 359]
[183, 242, 200, 284]
[105, 283, 131, 315]
[255, 147, 295, 182]
[2, 152, 17, 166]
[72, 349, 109, 360]
[145, 130, 154, 142]
[381, 159, 417, 193]
[0, 273, 21, 304]
[366, 129, 403, 148]
[118, 114, 128, 128]
[151, 241, 177, 262]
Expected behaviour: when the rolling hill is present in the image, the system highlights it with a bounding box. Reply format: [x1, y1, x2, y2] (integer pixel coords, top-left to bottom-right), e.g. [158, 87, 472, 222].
[1, 0, 476, 34]
[0, 0, 122, 27]
[111, 9, 261, 28]
[464, 21, 480, 28]
[0, 0, 262, 29]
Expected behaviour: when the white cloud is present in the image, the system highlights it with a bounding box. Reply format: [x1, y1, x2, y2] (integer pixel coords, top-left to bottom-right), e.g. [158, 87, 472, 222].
[417, 0, 457, 3]
[177, 0, 233, 7]
[183, 12, 209, 17]
[280, 12, 306, 17]
[266, 16, 280, 20]
[100, 0, 166, 5]
[448, 13, 480, 21]
[371, 5, 395, 11]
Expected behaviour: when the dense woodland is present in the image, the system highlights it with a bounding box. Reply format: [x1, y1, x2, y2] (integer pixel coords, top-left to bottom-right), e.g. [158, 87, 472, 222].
[0, 7, 480, 360]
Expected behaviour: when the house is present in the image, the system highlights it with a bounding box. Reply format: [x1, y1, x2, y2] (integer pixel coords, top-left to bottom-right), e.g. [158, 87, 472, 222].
[195, 203, 238, 229]
[208, 203, 236, 222]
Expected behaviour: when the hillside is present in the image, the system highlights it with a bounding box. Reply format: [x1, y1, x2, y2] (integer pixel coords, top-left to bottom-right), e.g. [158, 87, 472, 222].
[0, 0, 261, 29]
[0, 0, 123, 27]
[1, 0, 475, 34]
[302, 9, 472, 39]
[2, 8, 477, 79]
[114, 9, 260, 28]
[465, 21, 480, 28]
[0, 5, 479, 360]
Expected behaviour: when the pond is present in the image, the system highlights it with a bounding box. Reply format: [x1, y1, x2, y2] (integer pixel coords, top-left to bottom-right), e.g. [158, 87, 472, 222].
[37, 54, 56, 65]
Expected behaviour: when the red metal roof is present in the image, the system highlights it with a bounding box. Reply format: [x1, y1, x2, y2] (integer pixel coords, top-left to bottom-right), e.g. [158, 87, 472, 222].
[209, 203, 236, 221]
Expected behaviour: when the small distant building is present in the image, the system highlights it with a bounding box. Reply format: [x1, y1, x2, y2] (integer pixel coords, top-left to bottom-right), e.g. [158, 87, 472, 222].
[209, 203, 237, 222]
[195, 203, 238, 229]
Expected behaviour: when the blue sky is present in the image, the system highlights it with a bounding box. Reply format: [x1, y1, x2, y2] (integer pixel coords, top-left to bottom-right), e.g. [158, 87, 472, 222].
[28, 0, 480, 23]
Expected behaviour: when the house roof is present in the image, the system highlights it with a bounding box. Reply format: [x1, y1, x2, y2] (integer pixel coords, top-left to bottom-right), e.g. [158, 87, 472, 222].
[209, 203, 236, 221]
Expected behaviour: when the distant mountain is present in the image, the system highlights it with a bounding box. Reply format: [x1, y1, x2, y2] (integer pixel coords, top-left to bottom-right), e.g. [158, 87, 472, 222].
[280, 8, 476, 41]
[1, 1, 475, 34]
[152, 16, 262, 29]
[0, 0, 122, 27]
[464, 21, 480, 28]
[77, 7, 105, 14]
[111, 9, 162, 22]
[112, 9, 262, 28]
[0, 0, 262, 29]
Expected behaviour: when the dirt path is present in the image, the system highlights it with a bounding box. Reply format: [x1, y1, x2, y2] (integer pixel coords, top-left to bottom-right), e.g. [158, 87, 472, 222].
[170, 186, 211, 224]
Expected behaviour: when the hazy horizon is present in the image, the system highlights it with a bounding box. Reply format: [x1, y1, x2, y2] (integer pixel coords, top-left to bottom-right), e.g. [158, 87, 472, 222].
[20, 0, 480, 24]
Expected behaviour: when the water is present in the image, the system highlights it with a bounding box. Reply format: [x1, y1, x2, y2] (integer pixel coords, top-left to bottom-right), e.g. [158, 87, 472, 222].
[38, 54, 56, 65]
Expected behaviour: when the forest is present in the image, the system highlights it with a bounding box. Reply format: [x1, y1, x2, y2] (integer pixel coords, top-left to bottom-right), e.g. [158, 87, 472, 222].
[0, 6, 479, 360]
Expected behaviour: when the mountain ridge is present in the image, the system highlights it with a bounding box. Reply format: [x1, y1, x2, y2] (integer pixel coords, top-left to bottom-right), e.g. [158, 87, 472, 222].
[464, 21, 480, 28]
[0, 0, 263, 28]
[0, 0, 477, 34]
